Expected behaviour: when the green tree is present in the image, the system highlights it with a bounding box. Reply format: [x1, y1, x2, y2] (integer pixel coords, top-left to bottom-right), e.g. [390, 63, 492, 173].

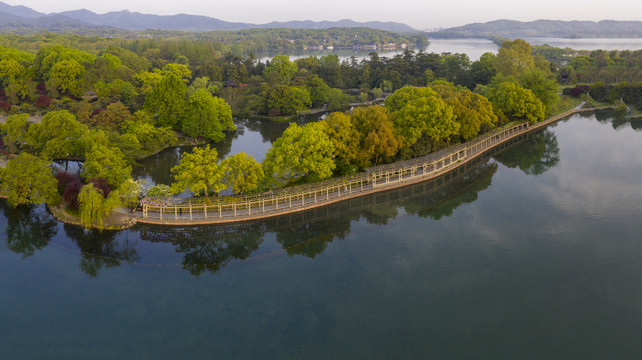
[496, 39, 535, 77]
[518, 69, 558, 114]
[144, 73, 187, 128]
[221, 152, 264, 194]
[305, 75, 330, 108]
[264, 55, 298, 84]
[171, 145, 226, 197]
[47, 59, 85, 97]
[3, 113, 29, 153]
[350, 106, 402, 167]
[26, 110, 88, 161]
[319, 111, 360, 174]
[83, 145, 132, 188]
[92, 101, 132, 130]
[77, 183, 122, 229]
[487, 82, 546, 124]
[385, 86, 459, 145]
[430, 81, 497, 140]
[263, 122, 335, 186]
[182, 89, 235, 141]
[264, 84, 310, 115]
[0, 153, 58, 207]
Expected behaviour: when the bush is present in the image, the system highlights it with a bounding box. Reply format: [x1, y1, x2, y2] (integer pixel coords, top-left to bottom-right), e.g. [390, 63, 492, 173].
[34, 95, 52, 109]
[88, 177, 111, 198]
[570, 84, 589, 97]
[54, 171, 79, 195]
[63, 178, 83, 210]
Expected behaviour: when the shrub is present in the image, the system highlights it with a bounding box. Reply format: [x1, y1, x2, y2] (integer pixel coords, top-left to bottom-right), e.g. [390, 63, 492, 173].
[34, 95, 52, 109]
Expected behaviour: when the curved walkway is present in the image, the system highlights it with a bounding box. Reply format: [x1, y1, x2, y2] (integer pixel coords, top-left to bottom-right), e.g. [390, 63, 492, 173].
[133, 105, 602, 226]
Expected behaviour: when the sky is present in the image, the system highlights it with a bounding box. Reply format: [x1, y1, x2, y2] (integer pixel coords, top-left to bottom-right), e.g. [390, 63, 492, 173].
[4, 0, 640, 30]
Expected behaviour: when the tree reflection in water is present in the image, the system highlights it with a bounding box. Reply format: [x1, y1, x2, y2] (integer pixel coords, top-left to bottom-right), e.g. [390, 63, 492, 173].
[494, 129, 560, 176]
[0, 202, 57, 258]
[46, 126, 562, 277]
[63, 224, 140, 277]
[138, 224, 266, 276]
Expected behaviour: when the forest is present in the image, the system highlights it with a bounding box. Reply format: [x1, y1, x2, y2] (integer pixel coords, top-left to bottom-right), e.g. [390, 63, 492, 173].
[0, 32, 636, 228]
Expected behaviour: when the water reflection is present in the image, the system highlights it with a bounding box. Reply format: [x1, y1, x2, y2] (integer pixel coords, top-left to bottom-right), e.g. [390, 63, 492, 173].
[138, 224, 266, 276]
[1, 121, 563, 277]
[494, 129, 560, 175]
[0, 203, 57, 258]
[63, 224, 140, 277]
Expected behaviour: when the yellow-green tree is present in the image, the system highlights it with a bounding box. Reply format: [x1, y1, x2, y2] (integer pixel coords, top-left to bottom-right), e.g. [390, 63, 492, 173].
[350, 106, 403, 167]
[0, 153, 58, 207]
[496, 39, 535, 78]
[221, 152, 264, 194]
[430, 81, 497, 140]
[82, 145, 133, 188]
[171, 145, 227, 197]
[78, 183, 122, 229]
[263, 122, 335, 186]
[319, 111, 360, 174]
[385, 86, 459, 145]
[487, 82, 545, 124]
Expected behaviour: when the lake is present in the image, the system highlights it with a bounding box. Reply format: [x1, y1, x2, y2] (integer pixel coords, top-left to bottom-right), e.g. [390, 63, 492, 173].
[2, 112, 642, 359]
[258, 37, 642, 62]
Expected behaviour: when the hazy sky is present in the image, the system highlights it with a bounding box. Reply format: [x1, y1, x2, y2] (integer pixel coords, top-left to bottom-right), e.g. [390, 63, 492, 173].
[4, 0, 639, 30]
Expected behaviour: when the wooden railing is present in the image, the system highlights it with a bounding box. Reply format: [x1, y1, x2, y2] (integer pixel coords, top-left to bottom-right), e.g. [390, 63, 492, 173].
[137, 107, 592, 224]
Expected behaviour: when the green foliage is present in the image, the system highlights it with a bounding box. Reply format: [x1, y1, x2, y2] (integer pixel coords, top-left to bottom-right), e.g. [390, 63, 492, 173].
[120, 111, 177, 153]
[171, 145, 226, 197]
[144, 73, 187, 128]
[263, 122, 335, 186]
[78, 183, 122, 229]
[496, 39, 535, 78]
[430, 81, 497, 140]
[518, 69, 558, 114]
[221, 152, 264, 194]
[304, 75, 330, 108]
[146, 184, 173, 197]
[350, 105, 402, 167]
[319, 111, 360, 174]
[487, 82, 546, 124]
[182, 89, 234, 141]
[385, 86, 459, 145]
[0, 153, 58, 207]
[26, 110, 88, 160]
[264, 84, 310, 115]
[3, 113, 30, 153]
[264, 55, 298, 84]
[82, 145, 133, 188]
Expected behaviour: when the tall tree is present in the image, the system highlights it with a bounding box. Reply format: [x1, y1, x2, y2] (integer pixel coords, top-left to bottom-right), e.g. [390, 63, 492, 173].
[385, 86, 459, 145]
[0, 153, 58, 207]
[171, 145, 226, 197]
[144, 73, 187, 128]
[182, 89, 234, 141]
[82, 145, 132, 188]
[221, 152, 264, 194]
[263, 122, 335, 186]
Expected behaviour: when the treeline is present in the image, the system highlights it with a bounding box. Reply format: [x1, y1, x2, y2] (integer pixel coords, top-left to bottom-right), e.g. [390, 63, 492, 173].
[0, 28, 425, 57]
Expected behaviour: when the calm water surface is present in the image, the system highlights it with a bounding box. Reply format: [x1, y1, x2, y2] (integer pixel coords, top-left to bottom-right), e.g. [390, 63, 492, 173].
[2, 113, 642, 359]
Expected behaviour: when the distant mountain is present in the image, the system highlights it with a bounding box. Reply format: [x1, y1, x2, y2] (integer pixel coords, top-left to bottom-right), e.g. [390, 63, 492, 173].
[431, 19, 642, 39]
[0, 1, 44, 19]
[57, 9, 253, 31]
[0, 2, 416, 33]
[259, 19, 416, 32]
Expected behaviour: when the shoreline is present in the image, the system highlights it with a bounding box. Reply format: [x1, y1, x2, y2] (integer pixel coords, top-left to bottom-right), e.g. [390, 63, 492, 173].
[3, 105, 612, 229]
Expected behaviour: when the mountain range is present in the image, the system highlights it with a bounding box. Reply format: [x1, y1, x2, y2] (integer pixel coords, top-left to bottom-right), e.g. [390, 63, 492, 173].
[431, 19, 642, 39]
[0, 1, 417, 32]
